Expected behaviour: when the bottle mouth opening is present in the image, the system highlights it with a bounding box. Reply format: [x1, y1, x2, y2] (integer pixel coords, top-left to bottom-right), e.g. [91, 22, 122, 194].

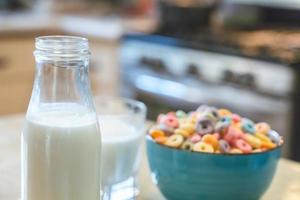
[35, 35, 90, 57]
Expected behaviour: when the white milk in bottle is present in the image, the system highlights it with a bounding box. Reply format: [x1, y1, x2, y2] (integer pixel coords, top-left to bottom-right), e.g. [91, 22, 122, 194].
[22, 103, 101, 200]
[22, 36, 101, 200]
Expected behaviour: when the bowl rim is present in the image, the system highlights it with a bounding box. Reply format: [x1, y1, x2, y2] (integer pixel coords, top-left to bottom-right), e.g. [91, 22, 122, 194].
[146, 134, 283, 157]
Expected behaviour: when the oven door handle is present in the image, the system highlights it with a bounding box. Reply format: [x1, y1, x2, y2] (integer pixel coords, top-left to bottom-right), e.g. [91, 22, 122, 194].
[133, 75, 288, 113]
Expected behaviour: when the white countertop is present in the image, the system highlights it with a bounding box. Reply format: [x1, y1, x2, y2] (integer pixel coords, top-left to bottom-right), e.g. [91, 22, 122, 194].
[1, 114, 300, 200]
[0, 11, 158, 40]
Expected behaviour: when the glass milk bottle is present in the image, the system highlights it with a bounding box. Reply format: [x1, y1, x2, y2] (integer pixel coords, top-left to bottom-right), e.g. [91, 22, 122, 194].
[21, 36, 101, 200]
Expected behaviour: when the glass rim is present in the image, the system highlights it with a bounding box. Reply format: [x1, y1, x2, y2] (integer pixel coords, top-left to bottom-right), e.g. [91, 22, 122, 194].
[94, 96, 147, 117]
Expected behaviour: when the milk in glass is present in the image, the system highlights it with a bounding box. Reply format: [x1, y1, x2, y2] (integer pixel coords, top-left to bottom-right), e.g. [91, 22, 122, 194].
[100, 118, 143, 186]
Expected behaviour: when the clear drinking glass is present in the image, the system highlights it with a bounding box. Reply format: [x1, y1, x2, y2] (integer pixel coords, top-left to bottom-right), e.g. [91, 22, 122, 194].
[21, 36, 101, 200]
[95, 96, 147, 200]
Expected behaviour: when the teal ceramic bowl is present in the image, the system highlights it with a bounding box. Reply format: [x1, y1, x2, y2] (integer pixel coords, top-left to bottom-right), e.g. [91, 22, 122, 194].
[146, 135, 282, 200]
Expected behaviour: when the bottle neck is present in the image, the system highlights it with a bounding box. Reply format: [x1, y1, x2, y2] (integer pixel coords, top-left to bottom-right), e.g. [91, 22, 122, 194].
[38, 59, 89, 99]
[27, 58, 95, 116]
[27, 35, 96, 117]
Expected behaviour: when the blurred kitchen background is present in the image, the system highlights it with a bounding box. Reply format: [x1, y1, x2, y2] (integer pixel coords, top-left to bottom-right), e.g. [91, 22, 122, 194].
[1, 0, 300, 161]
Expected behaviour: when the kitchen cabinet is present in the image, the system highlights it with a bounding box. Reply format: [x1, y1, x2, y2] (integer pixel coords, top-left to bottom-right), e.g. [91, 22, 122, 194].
[89, 38, 120, 97]
[0, 11, 158, 115]
[0, 37, 35, 115]
[0, 35, 120, 115]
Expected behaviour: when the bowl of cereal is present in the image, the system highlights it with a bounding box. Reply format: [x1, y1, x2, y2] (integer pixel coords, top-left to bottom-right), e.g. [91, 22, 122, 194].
[146, 105, 283, 200]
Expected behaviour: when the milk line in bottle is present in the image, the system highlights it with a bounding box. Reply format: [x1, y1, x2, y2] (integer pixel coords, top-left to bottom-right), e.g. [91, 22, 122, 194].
[21, 36, 101, 200]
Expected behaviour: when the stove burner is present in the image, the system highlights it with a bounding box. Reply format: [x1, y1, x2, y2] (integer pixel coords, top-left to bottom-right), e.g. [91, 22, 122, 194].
[155, 28, 300, 64]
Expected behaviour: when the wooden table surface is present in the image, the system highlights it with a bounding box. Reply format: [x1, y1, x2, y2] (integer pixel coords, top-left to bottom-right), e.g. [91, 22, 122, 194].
[1, 114, 300, 200]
